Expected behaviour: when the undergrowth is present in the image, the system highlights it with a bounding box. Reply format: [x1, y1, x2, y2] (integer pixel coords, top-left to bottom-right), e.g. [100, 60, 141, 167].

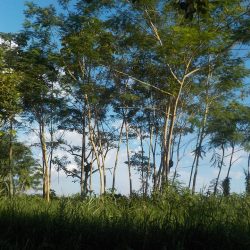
[0, 188, 250, 250]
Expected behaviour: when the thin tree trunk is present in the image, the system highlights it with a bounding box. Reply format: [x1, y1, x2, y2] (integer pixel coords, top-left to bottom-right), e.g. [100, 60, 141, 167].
[85, 95, 105, 195]
[140, 126, 145, 195]
[226, 143, 235, 179]
[80, 109, 86, 196]
[96, 117, 107, 193]
[172, 131, 182, 184]
[48, 114, 55, 198]
[89, 152, 94, 196]
[188, 152, 197, 189]
[49, 83, 54, 196]
[152, 128, 158, 191]
[42, 160, 45, 198]
[192, 57, 212, 193]
[112, 119, 125, 192]
[188, 129, 200, 189]
[146, 124, 153, 196]
[248, 153, 250, 180]
[164, 85, 183, 184]
[192, 104, 209, 194]
[8, 117, 14, 198]
[157, 102, 170, 190]
[40, 120, 50, 202]
[125, 118, 132, 196]
[214, 144, 225, 195]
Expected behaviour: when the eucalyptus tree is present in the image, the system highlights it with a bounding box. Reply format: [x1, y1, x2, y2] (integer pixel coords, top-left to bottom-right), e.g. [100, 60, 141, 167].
[19, 2, 61, 202]
[58, 0, 115, 195]
[110, 74, 141, 195]
[110, 0, 249, 191]
[15, 0, 250, 196]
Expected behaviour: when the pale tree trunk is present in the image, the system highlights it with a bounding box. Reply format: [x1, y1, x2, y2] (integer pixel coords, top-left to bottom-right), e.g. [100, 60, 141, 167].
[85, 95, 105, 195]
[49, 126, 53, 195]
[163, 85, 183, 184]
[248, 154, 250, 178]
[40, 120, 50, 202]
[139, 126, 145, 195]
[112, 119, 125, 193]
[172, 130, 182, 184]
[214, 144, 225, 195]
[152, 130, 158, 191]
[89, 152, 94, 196]
[8, 116, 14, 198]
[49, 83, 54, 196]
[96, 117, 107, 193]
[157, 102, 170, 190]
[145, 123, 153, 196]
[125, 117, 132, 196]
[80, 109, 86, 196]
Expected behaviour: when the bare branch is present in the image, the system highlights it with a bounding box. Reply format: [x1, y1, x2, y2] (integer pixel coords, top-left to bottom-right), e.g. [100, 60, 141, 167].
[183, 68, 200, 81]
[114, 69, 175, 97]
[167, 64, 182, 85]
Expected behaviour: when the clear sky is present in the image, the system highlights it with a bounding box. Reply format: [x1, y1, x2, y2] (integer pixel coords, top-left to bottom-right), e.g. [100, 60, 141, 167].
[0, 0, 249, 196]
[0, 0, 59, 33]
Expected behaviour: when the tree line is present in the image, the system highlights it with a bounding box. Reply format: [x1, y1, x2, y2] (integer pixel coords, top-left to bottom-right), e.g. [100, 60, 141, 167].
[0, 0, 250, 201]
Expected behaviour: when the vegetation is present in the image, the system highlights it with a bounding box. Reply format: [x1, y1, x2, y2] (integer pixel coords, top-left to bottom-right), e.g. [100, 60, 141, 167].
[0, 0, 250, 248]
[1, 191, 250, 249]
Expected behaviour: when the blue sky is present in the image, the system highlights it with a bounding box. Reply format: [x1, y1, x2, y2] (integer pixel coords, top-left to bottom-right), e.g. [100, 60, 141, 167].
[0, 0, 249, 196]
[0, 1, 59, 33]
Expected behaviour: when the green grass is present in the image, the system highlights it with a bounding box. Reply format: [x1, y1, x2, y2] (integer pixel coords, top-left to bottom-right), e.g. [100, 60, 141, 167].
[0, 189, 250, 249]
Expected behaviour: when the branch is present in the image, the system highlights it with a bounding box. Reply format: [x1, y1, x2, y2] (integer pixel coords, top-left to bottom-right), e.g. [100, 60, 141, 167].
[225, 147, 244, 158]
[183, 67, 200, 81]
[114, 69, 175, 97]
[167, 63, 182, 85]
[144, 9, 163, 46]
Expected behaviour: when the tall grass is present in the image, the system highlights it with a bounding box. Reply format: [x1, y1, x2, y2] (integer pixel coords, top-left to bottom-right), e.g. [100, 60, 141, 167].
[0, 188, 250, 249]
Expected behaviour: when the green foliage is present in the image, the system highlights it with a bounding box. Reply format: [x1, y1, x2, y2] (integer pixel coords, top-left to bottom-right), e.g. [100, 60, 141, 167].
[0, 35, 23, 119]
[1, 193, 250, 249]
[0, 0, 249, 201]
[0, 135, 42, 196]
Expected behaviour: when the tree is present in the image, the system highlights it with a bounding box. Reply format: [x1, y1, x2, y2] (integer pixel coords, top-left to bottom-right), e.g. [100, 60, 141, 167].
[57, 0, 115, 195]
[11, 0, 249, 197]
[19, 2, 61, 202]
[0, 133, 41, 196]
[207, 102, 248, 195]
[0, 33, 24, 197]
[110, 0, 249, 191]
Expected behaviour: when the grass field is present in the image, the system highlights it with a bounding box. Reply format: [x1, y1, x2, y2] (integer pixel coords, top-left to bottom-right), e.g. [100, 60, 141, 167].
[0, 188, 250, 250]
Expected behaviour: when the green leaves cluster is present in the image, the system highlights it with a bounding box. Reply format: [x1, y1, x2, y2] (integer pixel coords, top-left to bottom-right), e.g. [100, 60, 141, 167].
[0, 0, 250, 197]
